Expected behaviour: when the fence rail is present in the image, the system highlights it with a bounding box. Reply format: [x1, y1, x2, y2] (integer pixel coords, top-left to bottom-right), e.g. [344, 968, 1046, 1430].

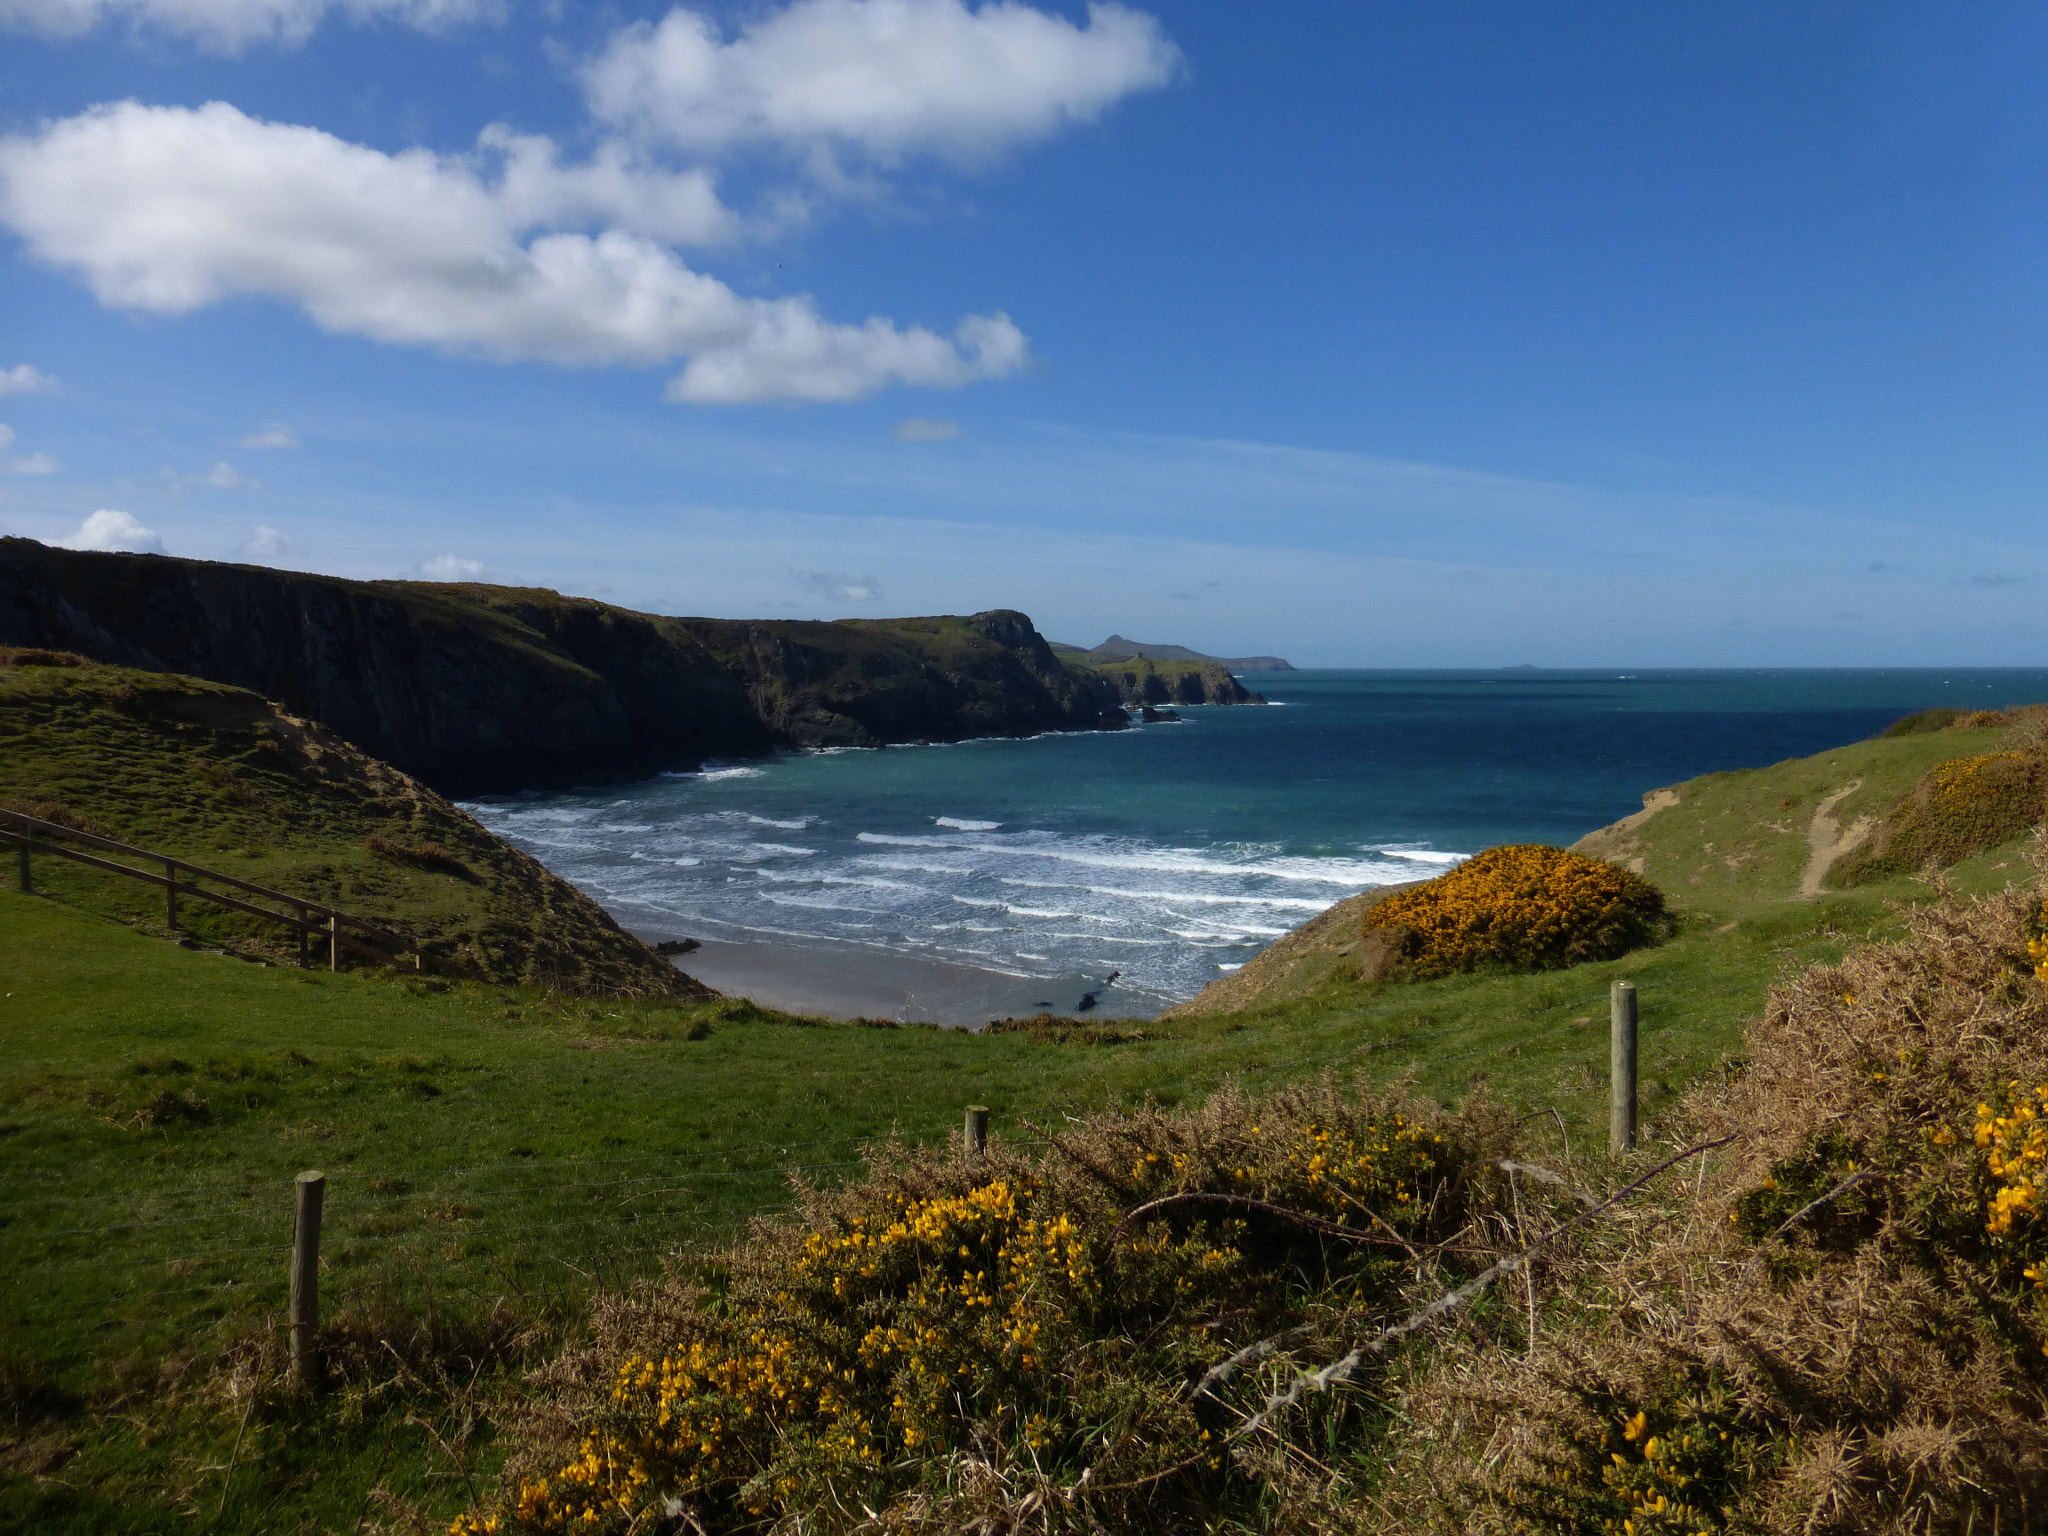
[0, 805, 437, 974]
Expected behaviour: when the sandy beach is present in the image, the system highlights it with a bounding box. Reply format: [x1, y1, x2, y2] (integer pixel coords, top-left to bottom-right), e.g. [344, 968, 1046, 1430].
[632, 928, 1169, 1026]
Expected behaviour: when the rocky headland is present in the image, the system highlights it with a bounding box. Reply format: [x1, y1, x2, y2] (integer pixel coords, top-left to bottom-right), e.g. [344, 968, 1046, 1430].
[0, 540, 1127, 796]
[1054, 633, 1295, 671]
[1071, 653, 1266, 707]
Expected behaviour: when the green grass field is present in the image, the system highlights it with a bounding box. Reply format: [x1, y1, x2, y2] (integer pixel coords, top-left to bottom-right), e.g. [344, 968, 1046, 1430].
[5, 691, 2045, 1531]
[0, 870, 1951, 1531]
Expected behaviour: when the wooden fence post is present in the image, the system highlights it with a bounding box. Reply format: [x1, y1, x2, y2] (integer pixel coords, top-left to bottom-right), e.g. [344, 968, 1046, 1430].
[164, 858, 178, 931]
[963, 1105, 990, 1166]
[328, 914, 339, 972]
[1609, 980, 1638, 1155]
[289, 1171, 325, 1391]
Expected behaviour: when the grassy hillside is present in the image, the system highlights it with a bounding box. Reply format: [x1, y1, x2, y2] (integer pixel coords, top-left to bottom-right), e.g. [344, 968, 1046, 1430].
[0, 874, 1882, 1533]
[0, 647, 691, 994]
[0, 816, 1929, 1532]
[457, 883, 2048, 1536]
[1566, 716, 2034, 916]
[1167, 717, 2045, 1026]
[8, 694, 2048, 1531]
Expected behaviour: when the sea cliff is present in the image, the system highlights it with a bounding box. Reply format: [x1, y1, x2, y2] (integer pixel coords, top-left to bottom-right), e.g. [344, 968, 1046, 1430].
[1074, 653, 1266, 707]
[0, 541, 1125, 796]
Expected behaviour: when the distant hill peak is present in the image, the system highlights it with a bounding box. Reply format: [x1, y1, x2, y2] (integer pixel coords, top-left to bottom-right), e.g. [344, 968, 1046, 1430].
[1058, 634, 1295, 671]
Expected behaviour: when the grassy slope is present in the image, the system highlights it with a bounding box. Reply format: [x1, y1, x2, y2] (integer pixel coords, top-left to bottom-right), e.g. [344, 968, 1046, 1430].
[1567, 721, 2027, 917]
[0, 651, 686, 994]
[6, 701, 2045, 1529]
[0, 891, 1917, 1530]
[1171, 723, 2038, 1028]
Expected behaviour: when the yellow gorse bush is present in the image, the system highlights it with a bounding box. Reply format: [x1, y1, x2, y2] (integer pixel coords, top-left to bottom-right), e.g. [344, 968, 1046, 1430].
[457, 1094, 1477, 1534]
[1366, 843, 1666, 978]
[1595, 1407, 1734, 1536]
[1831, 748, 2048, 887]
[1978, 1083, 2048, 1294]
[1514, 1389, 1770, 1536]
[1933, 751, 2025, 799]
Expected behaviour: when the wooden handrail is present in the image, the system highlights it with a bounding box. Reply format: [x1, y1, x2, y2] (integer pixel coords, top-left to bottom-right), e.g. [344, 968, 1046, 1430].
[0, 807, 409, 949]
[0, 808, 433, 976]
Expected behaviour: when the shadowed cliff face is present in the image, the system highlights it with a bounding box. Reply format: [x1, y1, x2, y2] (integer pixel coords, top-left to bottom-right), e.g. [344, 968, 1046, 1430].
[1081, 656, 1265, 707]
[0, 541, 1123, 795]
[677, 610, 1123, 748]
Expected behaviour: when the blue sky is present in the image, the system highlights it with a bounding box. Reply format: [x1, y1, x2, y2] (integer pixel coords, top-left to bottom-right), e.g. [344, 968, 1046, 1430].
[2, 0, 2045, 665]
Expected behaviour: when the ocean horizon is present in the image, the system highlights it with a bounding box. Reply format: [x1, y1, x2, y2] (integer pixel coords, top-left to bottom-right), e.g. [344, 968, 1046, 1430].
[465, 667, 2048, 1021]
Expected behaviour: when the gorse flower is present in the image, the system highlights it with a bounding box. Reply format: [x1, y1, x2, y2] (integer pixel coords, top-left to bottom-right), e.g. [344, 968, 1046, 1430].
[1367, 844, 1666, 978]
[455, 1096, 1473, 1534]
[1978, 1084, 2048, 1281]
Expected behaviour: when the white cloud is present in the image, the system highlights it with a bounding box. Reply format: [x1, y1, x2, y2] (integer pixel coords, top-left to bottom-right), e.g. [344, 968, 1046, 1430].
[584, 0, 1181, 167]
[0, 423, 60, 474]
[0, 363, 54, 394]
[60, 509, 164, 553]
[797, 569, 884, 601]
[240, 524, 293, 559]
[891, 416, 959, 441]
[418, 553, 485, 580]
[0, 0, 498, 52]
[239, 422, 299, 449]
[0, 101, 1031, 404]
[477, 124, 741, 247]
[196, 459, 259, 489]
[153, 459, 261, 491]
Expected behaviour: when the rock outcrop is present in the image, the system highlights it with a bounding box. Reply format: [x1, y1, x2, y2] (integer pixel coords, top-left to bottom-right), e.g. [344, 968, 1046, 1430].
[1079, 655, 1265, 707]
[673, 610, 1124, 748]
[0, 541, 1127, 796]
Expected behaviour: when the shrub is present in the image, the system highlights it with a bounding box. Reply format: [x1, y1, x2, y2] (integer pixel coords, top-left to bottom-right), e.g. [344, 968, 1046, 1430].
[1400, 885, 2048, 1536]
[456, 1083, 1517, 1535]
[1363, 844, 1667, 978]
[363, 833, 475, 880]
[1828, 749, 2048, 886]
[1878, 706, 1961, 737]
[0, 646, 83, 668]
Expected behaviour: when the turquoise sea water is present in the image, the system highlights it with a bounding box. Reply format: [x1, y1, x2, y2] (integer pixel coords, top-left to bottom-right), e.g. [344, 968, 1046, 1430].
[466, 668, 2048, 1012]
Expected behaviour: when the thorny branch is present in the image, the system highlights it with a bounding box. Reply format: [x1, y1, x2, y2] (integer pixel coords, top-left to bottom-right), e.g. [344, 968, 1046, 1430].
[1203, 1135, 1738, 1443]
[1108, 1190, 1491, 1257]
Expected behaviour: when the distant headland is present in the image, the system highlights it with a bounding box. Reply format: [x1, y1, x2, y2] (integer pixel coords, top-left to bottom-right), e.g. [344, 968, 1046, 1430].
[1050, 634, 1296, 671]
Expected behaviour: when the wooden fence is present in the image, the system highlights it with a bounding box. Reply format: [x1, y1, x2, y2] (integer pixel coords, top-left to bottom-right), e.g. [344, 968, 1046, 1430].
[0, 806, 435, 974]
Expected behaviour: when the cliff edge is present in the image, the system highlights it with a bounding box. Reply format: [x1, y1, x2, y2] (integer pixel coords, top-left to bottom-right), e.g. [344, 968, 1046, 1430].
[0, 541, 1125, 795]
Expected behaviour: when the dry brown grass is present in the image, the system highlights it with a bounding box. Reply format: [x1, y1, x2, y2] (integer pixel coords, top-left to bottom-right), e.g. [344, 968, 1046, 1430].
[1386, 868, 2048, 1534]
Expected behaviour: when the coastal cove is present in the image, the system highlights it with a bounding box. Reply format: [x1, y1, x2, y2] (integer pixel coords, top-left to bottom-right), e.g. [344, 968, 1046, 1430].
[466, 666, 2048, 1024]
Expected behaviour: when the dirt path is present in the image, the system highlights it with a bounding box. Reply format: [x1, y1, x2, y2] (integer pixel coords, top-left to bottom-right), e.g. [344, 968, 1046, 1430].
[1800, 779, 1875, 897]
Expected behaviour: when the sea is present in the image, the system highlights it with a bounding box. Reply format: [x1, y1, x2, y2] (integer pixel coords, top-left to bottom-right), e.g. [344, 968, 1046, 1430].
[463, 668, 2048, 1021]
